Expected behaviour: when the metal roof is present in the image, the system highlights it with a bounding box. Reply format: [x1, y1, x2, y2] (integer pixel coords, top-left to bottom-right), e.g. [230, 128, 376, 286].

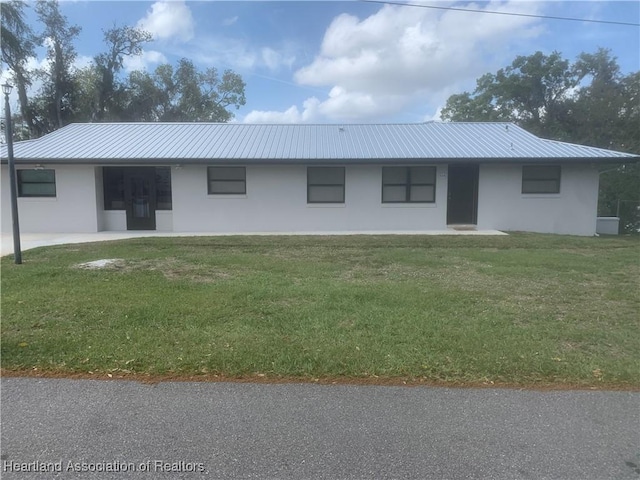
[1, 122, 637, 164]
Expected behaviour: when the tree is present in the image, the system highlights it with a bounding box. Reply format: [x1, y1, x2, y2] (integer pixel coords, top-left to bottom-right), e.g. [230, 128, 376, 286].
[598, 164, 640, 234]
[4, 2, 247, 131]
[441, 49, 640, 233]
[123, 58, 246, 122]
[34, 0, 81, 130]
[441, 51, 579, 138]
[93, 25, 152, 121]
[1, 0, 37, 137]
[567, 49, 640, 153]
[69, 65, 102, 122]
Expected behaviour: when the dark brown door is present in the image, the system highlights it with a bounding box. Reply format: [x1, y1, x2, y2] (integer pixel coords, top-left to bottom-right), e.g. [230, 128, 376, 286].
[124, 168, 156, 230]
[447, 164, 479, 225]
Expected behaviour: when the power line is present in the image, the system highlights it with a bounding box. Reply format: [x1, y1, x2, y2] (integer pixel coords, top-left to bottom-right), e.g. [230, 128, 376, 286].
[360, 0, 640, 27]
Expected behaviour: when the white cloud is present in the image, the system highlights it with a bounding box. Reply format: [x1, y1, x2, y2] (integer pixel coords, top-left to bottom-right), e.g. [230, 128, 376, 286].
[261, 47, 295, 72]
[243, 97, 320, 123]
[424, 106, 443, 123]
[243, 105, 302, 123]
[222, 16, 239, 26]
[137, 0, 195, 43]
[186, 38, 297, 73]
[123, 50, 168, 72]
[275, 1, 546, 122]
[315, 87, 408, 121]
[74, 55, 94, 70]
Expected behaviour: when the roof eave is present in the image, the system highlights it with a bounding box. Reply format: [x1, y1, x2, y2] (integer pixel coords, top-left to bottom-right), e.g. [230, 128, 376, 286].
[1, 155, 638, 166]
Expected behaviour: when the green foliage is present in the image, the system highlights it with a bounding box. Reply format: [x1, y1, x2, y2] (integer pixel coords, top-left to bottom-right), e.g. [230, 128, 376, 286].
[598, 164, 640, 233]
[2, 235, 639, 386]
[442, 51, 580, 138]
[1, 1, 30, 63]
[1, 0, 37, 137]
[2, 1, 247, 132]
[123, 59, 246, 122]
[441, 48, 640, 233]
[32, 0, 81, 132]
[93, 25, 153, 121]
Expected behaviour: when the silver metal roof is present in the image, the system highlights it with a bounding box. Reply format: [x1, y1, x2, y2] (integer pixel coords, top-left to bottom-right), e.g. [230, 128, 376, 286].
[1, 122, 637, 164]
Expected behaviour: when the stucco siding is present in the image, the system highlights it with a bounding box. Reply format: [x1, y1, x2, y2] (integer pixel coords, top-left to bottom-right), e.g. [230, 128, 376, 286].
[101, 211, 127, 231]
[156, 211, 173, 231]
[98, 210, 172, 232]
[1, 164, 99, 234]
[171, 164, 447, 233]
[476, 163, 599, 236]
[1, 162, 602, 236]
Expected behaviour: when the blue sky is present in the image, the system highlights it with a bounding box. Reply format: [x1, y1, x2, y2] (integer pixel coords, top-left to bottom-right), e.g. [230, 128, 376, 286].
[4, 0, 640, 123]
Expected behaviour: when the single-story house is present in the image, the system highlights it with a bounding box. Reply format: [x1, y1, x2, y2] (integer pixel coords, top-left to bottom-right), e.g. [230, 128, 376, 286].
[1, 122, 638, 236]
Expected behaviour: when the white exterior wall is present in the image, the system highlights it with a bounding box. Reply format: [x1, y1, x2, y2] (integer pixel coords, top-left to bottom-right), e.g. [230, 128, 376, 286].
[1, 164, 100, 234]
[99, 210, 173, 232]
[477, 163, 599, 236]
[171, 164, 448, 233]
[1, 162, 601, 236]
[101, 211, 127, 231]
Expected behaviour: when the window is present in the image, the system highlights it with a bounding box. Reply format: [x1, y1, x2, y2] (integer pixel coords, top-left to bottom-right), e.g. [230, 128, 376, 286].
[103, 167, 172, 210]
[307, 167, 345, 203]
[155, 167, 172, 210]
[17, 169, 56, 197]
[103, 167, 125, 210]
[208, 167, 246, 195]
[382, 166, 436, 203]
[522, 166, 561, 194]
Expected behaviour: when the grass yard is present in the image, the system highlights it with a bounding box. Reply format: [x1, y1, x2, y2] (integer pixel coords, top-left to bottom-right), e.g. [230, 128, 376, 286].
[1, 233, 639, 388]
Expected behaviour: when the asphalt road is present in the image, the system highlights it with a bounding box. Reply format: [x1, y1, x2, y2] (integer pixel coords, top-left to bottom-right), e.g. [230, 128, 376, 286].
[1, 378, 638, 479]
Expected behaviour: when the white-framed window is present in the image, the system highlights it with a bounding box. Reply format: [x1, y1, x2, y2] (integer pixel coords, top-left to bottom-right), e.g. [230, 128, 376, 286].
[307, 167, 345, 203]
[208, 167, 246, 195]
[382, 166, 436, 203]
[522, 165, 561, 194]
[17, 169, 56, 197]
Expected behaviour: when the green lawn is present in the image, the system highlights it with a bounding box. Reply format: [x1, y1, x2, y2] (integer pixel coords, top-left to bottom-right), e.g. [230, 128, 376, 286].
[1, 233, 639, 387]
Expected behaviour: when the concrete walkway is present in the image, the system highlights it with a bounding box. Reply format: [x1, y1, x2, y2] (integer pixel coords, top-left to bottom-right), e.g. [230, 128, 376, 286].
[1, 377, 638, 479]
[0, 229, 507, 257]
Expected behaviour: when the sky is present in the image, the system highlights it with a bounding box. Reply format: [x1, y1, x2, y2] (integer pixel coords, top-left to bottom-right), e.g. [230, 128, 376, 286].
[2, 0, 639, 124]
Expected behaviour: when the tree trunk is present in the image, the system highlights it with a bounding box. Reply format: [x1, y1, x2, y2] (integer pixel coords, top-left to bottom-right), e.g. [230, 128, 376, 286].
[14, 69, 37, 138]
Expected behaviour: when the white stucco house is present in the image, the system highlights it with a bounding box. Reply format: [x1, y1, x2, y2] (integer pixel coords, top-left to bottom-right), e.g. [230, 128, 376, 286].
[1, 122, 637, 236]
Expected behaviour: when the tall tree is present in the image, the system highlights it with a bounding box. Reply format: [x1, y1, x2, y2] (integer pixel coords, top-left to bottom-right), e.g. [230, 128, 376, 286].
[93, 25, 152, 121]
[1, 0, 37, 137]
[567, 49, 638, 152]
[34, 0, 81, 130]
[124, 58, 246, 122]
[441, 51, 580, 138]
[69, 64, 102, 122]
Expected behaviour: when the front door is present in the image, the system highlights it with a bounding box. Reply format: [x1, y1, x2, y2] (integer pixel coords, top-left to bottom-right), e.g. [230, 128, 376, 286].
[447, 164, 479, 225]
[124, 168, 156, 230]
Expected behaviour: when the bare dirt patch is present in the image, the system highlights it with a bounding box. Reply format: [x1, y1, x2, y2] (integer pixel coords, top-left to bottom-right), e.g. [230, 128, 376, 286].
[73, 257, 233, 283]
[74, 259, 125, 270]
